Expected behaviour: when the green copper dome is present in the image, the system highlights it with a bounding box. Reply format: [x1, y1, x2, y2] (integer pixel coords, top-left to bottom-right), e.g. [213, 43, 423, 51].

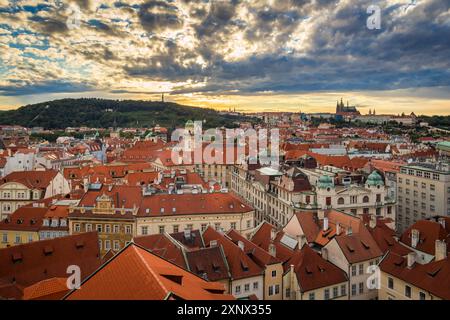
[318, 175, 334, 189]
[367, 171, 384, 186]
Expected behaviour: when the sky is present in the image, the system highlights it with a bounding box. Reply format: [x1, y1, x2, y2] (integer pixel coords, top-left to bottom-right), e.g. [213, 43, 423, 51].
[0, 0, 449, 115]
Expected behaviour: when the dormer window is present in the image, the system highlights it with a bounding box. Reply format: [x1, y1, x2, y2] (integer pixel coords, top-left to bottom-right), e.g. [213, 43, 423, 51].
[51, 219, 59, 227]
[60, 219, 67, 227]
[43, 219, 50, 226]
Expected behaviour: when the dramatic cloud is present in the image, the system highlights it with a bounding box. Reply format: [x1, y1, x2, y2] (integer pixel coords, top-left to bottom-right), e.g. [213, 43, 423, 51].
[0, 0, 449, 114]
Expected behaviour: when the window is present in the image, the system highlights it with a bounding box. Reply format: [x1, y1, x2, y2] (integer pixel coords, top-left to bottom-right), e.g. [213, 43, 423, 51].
[359, 264, 364, 275]
[253, 282, 258, 290]
[230, 222, 236, 229]
[96, 224, 102, 232]
[275, 285, 279, 295]
[2, 233, 7, 243]
[113, 225, 119, 233]
[105, 240, 111, 250]
[362, 196, 369, 203]
[388, 277, 394, 289]
[269, 286, 274, 296]
[141, 226, 148, 235]
[201, 224, 207, 232]
[340, 284, 346, 296]
[309, 292, 315, 300]
[419, 292, 426, 300]
[98, 240, 102, 249]
[338, 197, 345, 205]
[113, 240, 120, 251]
[324, 289, 330, 300]
[214, 223, 221, 231]
[359, 282, 364, 294]
[244, 284, 250, 292]
[333, 286, 338, 298]
[405, 285, 411, 298]
[430, 184, 435, 191]
[74, 223, 81, 232]
[235, 285, 241, 294]
[351, 265, 357, 276]
[28, 234, 33, 242]
[173, 225, 179, 233]
[246, 220, 251, 228]
[159, 225, 165, 234]
[125, 225, 132, 234]
[271, 270, 276, 277]
[285, 288, 290, 298]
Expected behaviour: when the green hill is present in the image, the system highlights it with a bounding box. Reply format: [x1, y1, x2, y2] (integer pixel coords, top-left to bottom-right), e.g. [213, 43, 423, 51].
[0, 98, 253, 129]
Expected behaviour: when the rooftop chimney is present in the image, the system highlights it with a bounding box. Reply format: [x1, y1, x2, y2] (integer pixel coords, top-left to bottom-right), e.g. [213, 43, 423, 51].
[210, 240, 218, 247]
[336, 222, 341, 236]
[296, 234, 306, 249]
[237, 240, 245, 251]
[369, 215, 377, 229]
[323, 217, 329, 231]
[269, 243, 276, 257]
[438, 217, 446, 229]
[321, 247, 328, 261]
[407, 252, 416, 268]
[411, 229, 419, 248]
[270, 228, 276, 241]
[435, 240, 447, 262]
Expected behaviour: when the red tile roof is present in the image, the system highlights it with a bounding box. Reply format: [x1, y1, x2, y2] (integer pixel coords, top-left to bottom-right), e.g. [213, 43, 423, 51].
[380, 252, 450, 300]
[138, 193, 253, 217]
[400, 220, 449, 255]
[133, 234, 186, 269]
[0, 232, 102, 300]
[64, 243, 234, 300]
[0, 206, 47, 231]
[286, 245, 347, 292]
[203, 227, 264, 280]
[0, 170, 59, 189]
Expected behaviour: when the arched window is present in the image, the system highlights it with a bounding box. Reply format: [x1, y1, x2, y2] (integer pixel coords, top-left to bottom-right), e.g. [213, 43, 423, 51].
[363, 196, 370, 203]
[338, 197, 345, 205]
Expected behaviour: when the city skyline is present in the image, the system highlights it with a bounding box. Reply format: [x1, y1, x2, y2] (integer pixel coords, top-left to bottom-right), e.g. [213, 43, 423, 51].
[1, 1, 450, 115]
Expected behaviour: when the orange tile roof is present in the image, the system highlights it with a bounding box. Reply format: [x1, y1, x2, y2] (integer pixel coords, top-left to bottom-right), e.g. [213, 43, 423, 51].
[22, 277, 68, 300]
[64, 243, 234, 300]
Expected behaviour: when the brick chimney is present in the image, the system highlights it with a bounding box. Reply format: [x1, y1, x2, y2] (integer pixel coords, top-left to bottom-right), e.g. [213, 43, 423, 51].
[438, 217, 446, 229]
[323, 217, 329, 231]
[435, 240, 447, 261]
[336, 222, 341, 236]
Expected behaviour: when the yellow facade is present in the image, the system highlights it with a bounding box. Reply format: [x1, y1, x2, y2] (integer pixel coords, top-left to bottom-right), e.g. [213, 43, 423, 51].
[0, 229, 40, 248]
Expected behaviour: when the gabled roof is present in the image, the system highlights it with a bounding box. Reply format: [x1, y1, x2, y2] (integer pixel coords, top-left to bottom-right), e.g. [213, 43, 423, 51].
[133, 234, 186, 269]
[226, 229, 280, 267]
[203, 227, 264, 280]
[250, 222, 296, 263]
[22, 277, 68, 300]
[64, 243, 234, 300]
[380, 252, 450, 300]
[185, 246, 230, 282]
[286, 245, 347, 292]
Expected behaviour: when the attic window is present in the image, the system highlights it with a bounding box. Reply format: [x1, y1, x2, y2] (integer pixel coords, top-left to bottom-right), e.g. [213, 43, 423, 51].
[212, 261, 220, 272]
[12, 252, 22, 263]
[427, 267, 441, 278]
[161, 274, 183, 285]
[43, 246, 53, 255]
[317, 265, 325, 272]
[305, 266, 313, 274]
[241, 260, 249, 272]
[361, 240, 370, 249]
[346, 244, 355, 252]
[75, 240, 85, 249]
